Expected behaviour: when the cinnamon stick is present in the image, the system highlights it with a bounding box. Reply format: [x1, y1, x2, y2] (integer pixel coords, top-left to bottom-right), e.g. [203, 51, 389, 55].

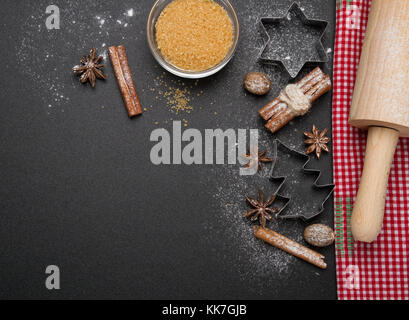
[265, 108, 295, 134]
[297, 66, 325, 92]
[259, 67, 325, 120]
[258, 67, 331, 134]
[109, 45, 143, 118]
[306, 74, 332, 103]
[254, 226, 327, 269]
[259, 98, 283, 121]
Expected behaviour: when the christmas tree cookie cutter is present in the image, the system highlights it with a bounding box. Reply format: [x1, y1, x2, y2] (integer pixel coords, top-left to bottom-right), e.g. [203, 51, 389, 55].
[258, 2, 329, 78]
[268, 139, 334, 220]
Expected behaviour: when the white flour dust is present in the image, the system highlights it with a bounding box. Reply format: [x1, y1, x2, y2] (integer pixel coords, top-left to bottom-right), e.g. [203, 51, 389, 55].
[211, 181, 296, 276]
[198, 114, 314, 289]
[15, 3, 141, 112]
[203, 155, 307, 288]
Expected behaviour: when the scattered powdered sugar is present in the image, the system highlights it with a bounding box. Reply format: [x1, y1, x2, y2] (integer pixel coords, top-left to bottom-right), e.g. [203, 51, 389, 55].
[96, 16, 106, 26]
[96, 8, 139, 30]
[198, 93, 325, 288]
[210, 181, 296, 274]
[203, 153, 308, 289]
[126, 9, 134, 17]
[15, 3, 141, 111]
[16, 32, 71, 111]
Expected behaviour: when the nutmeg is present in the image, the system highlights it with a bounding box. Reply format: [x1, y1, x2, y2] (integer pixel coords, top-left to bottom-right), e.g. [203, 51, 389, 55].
[304, 224, 335, 247]
[243, 72, 272, 96]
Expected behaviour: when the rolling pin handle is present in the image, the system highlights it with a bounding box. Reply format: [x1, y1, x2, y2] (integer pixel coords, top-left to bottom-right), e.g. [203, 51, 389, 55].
[351, 126, 400, 243]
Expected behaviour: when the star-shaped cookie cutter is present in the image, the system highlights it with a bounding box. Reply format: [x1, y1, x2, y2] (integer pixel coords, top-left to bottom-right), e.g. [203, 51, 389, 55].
[258, 2, 329, 78]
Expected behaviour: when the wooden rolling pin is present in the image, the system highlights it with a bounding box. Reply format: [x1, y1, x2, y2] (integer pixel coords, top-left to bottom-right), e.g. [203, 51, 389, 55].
[349, 0, 409, 243]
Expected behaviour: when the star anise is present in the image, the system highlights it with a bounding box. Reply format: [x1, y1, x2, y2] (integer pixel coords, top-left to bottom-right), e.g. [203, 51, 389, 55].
[73, 48, 107, 88]
[243, 189, 279, 228]
[304, 125, 330, 159]
[242, 146, 273, 171]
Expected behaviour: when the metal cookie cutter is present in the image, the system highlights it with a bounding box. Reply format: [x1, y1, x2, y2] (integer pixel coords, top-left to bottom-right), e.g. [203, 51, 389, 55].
[268, 140, 334, 220]
[258, 2, 329, 78]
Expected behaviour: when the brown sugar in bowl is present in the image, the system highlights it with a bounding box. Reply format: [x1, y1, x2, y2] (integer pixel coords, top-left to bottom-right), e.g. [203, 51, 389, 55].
[147, 0, 240, 79]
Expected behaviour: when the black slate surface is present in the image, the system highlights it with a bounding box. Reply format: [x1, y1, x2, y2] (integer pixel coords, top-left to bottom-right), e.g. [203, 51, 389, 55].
[0, 0, 336, 299]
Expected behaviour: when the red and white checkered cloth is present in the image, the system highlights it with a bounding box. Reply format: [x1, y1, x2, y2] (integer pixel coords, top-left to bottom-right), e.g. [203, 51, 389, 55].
[333, 0, 409, 300]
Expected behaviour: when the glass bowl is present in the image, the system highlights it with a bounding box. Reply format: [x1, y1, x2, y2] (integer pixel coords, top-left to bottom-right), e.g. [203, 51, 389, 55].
[147, 0, 240, 79]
